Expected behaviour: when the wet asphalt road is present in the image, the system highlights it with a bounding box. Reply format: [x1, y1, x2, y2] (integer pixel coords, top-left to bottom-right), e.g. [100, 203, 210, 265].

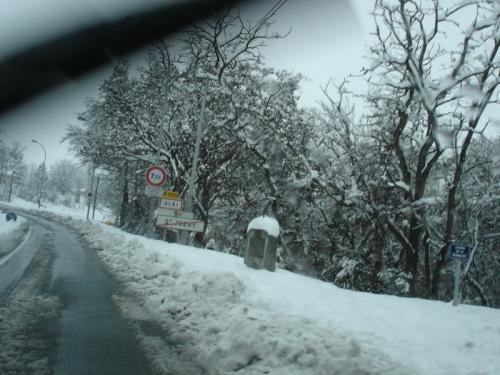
[13, 213, 153, 375]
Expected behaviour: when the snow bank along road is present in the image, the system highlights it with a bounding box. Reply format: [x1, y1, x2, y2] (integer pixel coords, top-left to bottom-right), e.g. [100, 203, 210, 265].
[2, 204, 500, 375]
[0, 215, 42, 297]
[0, 212, 153, 374]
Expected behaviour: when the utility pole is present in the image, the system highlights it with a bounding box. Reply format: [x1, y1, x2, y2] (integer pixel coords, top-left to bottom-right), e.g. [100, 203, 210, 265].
[92, 175, 100, 220]
[7, 170, 14, 203]
[31, 139, 46, 208]
[180, 84, 207, 245]
[86, 164, 96, 220]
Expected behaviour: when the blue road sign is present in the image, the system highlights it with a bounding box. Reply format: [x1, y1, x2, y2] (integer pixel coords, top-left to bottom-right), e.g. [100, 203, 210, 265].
[449, 243, 471, 260]
[6, 212, 17, 222]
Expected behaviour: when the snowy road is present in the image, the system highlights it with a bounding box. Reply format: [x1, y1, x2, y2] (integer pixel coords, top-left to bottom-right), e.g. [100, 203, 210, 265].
[0, 213, 153, 374]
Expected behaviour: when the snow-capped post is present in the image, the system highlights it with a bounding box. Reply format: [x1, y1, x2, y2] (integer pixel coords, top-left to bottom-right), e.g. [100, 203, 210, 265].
[245, 216, 279, 271]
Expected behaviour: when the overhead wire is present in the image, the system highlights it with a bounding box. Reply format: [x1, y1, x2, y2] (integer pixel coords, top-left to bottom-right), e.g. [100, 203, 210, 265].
[254, 0, 288, 30]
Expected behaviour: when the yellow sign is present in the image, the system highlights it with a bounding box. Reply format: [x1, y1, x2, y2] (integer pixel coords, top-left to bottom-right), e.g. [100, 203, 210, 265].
[162, 191, 179, 199]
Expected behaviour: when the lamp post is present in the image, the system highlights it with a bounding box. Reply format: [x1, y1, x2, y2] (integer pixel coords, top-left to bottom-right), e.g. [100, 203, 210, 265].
[180, 83, 207, 245]
[31, 139, 46, 208]
[86, 163, 96, 220]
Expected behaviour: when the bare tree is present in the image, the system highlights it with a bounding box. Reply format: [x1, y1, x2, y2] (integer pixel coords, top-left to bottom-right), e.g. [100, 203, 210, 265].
[363, 0, 499, 296]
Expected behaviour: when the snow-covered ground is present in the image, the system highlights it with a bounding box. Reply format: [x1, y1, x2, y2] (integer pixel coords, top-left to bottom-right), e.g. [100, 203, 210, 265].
[0, 212, 28, 257]
[77, 223, 500, 375]
[4, 197, 113, 222]
[3, 199, 500, 374]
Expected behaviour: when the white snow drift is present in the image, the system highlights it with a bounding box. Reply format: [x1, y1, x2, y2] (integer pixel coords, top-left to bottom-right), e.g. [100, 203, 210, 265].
[3, 200, 500, 375]
[247, 216, 280, 237]
[74, 221, 500, 375]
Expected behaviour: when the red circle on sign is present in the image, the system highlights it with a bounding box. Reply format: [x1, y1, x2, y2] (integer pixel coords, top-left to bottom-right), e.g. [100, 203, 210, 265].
[145, 165, 167, 187]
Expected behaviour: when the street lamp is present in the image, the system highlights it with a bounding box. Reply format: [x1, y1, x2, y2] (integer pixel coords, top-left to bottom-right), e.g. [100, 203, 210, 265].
[32, 139, 46, 208]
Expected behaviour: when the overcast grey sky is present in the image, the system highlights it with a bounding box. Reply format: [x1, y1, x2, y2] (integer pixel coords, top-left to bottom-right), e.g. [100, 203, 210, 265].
[0, 0, 371, 167]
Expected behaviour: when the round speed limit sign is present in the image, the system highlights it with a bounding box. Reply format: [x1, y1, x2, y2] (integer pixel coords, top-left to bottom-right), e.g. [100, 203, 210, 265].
[145, 165, 168, 187]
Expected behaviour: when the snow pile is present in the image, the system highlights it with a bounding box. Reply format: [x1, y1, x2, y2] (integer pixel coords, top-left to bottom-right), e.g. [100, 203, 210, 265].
[4, 197, 112, 222]
[247, 216, 280, 237]
[74, 223, 406, 374]
[65, 220, 500, 375]
[0, 214, 28, 257]
[3, 201, 500, 374]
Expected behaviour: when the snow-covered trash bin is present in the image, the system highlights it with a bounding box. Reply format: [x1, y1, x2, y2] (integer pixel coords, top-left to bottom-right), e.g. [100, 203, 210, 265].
[245, 216, 279, 271]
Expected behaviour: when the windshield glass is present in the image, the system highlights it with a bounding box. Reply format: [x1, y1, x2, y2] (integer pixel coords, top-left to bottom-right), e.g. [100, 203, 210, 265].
[0, 1, 499, 374]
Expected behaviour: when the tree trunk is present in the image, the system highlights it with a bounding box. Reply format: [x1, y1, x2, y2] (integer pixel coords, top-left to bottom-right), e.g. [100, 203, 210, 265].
[406, 215, 422, 296]
[465, 273, 489, 307]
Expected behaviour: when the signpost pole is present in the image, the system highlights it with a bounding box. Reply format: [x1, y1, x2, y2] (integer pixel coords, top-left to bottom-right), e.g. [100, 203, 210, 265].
[146, 197, 157, 238]
[452, 260, 461, 306]
[449, 243, 471, 307]
[181, 84, 207, 245]
[146, 109, 167, 238]
[32, 139, 46, 208]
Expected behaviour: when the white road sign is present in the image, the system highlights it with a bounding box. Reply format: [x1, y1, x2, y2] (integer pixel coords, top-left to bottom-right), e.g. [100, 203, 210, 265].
[156, 216, 204, 232]
[159, 198, 183, 210]
[157, 209, 194, 219]
[145, 165, 168, 187]
[145, 185, 163, 197]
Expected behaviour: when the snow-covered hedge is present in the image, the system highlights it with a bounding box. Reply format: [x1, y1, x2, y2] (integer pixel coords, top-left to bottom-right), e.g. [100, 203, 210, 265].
[0, 214, 28, 257]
